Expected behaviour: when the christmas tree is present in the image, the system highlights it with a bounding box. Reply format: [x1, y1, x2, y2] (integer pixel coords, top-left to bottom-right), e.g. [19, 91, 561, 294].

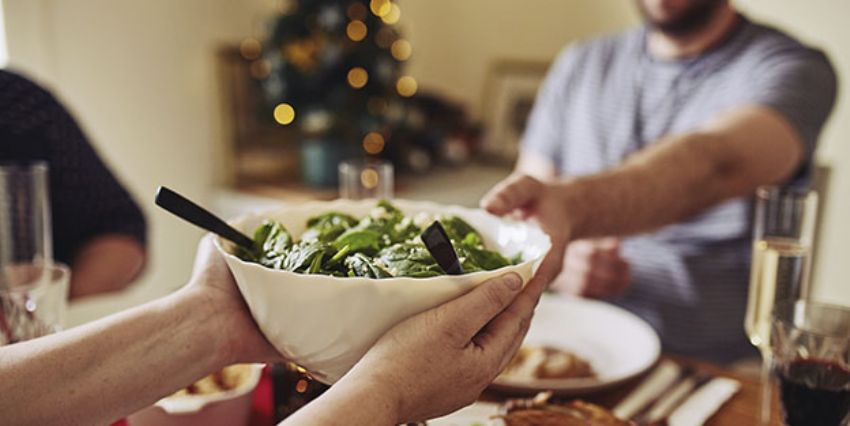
[257, 0, 416, 161]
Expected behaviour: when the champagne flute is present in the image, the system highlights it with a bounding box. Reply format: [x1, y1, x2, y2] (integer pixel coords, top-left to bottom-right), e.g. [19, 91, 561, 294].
[744, 186, 818, 424]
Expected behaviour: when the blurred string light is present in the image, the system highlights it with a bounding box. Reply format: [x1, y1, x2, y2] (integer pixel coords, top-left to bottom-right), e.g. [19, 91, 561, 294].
[283, 39, 320, 71]
[273, 103, 296, 125]
[369, 0, 392, 17]
[346, 20, 368, 41]
[380, 3, 401, 25]
[390, 39, 411, 61]
[347, 67, 369, 89]
[396, 76, 417, 97]
[360, 168, 380, 189]
[240, 38, 262, 60]
[347, 2, 367, 20]
[362, 132, 385, 154]
[250, 59, 271, 79]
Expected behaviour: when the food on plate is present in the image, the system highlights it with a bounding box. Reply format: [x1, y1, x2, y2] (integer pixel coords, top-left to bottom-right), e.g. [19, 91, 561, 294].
[499, 392, 630, 426]
[236, 200, 519, 278]
[169, 364, 255, 398]
[499, 346, 596, 381]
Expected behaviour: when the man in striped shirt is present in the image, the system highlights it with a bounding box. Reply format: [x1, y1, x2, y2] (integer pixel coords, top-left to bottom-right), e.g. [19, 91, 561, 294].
[483, 0, 836, 362]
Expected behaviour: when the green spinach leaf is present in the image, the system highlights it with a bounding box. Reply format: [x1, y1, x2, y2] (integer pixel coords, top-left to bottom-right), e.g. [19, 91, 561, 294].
[302, 212, 358, 242]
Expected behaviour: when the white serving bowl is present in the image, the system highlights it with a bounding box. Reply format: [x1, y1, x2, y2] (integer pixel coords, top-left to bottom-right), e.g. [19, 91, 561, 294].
[215, 199, 550, 383]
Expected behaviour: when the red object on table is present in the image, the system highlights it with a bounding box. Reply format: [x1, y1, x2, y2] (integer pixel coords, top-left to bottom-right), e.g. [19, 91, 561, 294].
[249, 366, 276, 426]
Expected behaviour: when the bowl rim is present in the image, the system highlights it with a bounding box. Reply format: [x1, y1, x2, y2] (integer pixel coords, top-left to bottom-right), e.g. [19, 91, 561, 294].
[213, 198, 551, 284]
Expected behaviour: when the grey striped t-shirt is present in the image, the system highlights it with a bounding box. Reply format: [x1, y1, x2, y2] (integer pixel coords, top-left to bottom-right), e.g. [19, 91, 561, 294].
[523, 17, 837, 363]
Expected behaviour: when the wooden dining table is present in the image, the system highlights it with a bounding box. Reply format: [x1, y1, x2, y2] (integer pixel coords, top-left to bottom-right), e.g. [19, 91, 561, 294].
[258, 354, 783, 425]
[481, 354, 783, 425]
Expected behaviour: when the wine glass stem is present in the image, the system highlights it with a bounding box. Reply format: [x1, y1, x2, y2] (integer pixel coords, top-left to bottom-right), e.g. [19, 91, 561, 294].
[759, 349, 774, 425]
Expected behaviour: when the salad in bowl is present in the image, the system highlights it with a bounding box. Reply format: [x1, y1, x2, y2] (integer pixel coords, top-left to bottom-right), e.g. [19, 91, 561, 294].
[216, 199, 549, 383]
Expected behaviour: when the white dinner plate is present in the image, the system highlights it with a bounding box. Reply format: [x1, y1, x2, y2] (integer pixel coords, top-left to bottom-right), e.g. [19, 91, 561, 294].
[489, 293, 660, 396]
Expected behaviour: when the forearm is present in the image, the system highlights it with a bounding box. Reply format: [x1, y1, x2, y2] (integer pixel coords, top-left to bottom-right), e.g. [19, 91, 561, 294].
[70, 234, 146, 299]
[559, 106, 805, 239]
[282, 374, 399, 426]
[562, 131, 756, 239]
[0, 286, 229, 425]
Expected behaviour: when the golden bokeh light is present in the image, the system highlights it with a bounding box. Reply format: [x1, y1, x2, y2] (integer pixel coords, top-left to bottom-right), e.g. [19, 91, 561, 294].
[249, 59, 271, 79]
[370, 0, 392, 17]
[346, 2, 367, 20]
[390, 39, 411, 61]
[360, 168, 380, 189]
[362, 132, 386, 155]
[295, 379, 309, 393]
[396, 76, 417, 97]
[273, 103, 296, 125]
[347, 67, 369, 89]
[346, 20, 368, 42]
[239, 38, 262, 60]
[381, 3, 401, 24]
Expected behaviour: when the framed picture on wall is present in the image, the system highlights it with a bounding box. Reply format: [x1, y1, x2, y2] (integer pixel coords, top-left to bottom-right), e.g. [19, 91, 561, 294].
[481, 60, 550, 164]
[215, 45, 301, 187]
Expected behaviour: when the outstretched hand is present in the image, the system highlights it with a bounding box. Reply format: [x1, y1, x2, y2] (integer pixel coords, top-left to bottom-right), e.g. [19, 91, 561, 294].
[481, 173, 571, 292]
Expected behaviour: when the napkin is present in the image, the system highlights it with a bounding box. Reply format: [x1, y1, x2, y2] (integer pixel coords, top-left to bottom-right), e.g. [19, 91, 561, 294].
[667, 377, 741, 426]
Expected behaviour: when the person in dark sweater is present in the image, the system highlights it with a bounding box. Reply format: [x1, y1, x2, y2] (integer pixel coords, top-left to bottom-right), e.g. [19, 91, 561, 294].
[0, 69, 146, 298]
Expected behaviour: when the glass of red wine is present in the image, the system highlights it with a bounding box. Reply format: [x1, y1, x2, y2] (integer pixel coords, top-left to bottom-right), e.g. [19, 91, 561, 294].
[772, 300, 850, 426]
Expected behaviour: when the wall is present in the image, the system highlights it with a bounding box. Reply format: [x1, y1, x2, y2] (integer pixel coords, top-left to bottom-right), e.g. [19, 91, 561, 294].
[398, 0, 640, 116]
[1, 0, 276, 324]
[733, 0, 850, 304]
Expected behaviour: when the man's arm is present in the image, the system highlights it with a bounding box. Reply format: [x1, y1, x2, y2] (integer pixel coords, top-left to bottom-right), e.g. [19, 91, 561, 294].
[485, 105, 804, 240]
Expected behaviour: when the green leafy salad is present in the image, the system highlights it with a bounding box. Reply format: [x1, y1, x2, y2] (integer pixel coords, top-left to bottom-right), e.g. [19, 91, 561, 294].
[236, 200, 520, 278]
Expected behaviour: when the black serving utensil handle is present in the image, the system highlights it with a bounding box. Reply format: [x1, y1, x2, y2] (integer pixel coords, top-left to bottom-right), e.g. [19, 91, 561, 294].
[421, 221, 465, 275]
[154, 186, 255, 249]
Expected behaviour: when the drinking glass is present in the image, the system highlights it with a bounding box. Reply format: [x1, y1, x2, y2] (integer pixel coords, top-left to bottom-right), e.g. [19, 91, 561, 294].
[338, 159, 393, 200]
[772, 301, 850, 426]
[0, 264, 70, 344]
[744, 186, 818, 423]
[0, 162, 69, 344]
